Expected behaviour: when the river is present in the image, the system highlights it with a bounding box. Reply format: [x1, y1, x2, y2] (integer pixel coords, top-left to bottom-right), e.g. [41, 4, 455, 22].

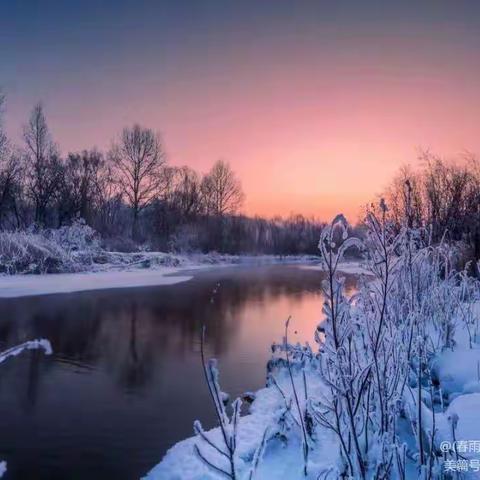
[0, 264, 357, 479]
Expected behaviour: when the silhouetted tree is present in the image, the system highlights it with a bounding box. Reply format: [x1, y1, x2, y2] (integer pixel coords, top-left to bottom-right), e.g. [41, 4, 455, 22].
[0, 93, 6, 158]
[171, 166, 203, 219]
[109, 124, 165, 238]
[0, 97, 329, 255]
[23, 103, 63, 226]
[201, 160, 244, 216]
[58, 149, 106, 224]
[0, 94, 22, 227]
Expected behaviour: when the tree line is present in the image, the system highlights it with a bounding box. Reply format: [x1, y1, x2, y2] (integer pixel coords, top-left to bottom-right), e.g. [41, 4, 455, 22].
[0, 96, 325, 254]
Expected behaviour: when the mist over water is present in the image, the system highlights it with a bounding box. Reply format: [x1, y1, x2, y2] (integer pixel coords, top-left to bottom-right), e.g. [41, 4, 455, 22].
[0, 265, 356, 479]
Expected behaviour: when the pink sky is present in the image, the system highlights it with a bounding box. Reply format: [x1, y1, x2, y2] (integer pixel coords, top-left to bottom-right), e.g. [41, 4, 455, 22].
[3, 7, 480, 222]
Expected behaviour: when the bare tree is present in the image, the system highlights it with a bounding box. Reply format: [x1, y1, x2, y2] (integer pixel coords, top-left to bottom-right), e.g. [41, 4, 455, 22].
[109, 124, 165, 238]
[59, 149, 106, 224]
[172, 166, 203, 218]
[94, 163, 123, 236]
[23, 103, 63, 226]
[201, 160, 244, 216]
[0, 93, 7, 159]
[383, 165, 423, 230]
[0, 93, 22, 227]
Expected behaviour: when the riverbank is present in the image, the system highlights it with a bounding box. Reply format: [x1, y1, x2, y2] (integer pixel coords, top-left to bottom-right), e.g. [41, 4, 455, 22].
[144, 216, 480, 479]
[146, 305, 480, 480]
[0, 253, 341, 298]
[0, 267, 192, 298]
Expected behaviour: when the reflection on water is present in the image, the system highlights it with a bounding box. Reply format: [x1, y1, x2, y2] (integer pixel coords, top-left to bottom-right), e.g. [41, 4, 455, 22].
[0, 265, 356, 479]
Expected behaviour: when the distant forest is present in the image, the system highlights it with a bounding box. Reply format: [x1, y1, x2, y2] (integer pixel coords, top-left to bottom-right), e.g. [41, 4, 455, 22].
[0, 96, 326, 254]
[2, 95, 480, 260]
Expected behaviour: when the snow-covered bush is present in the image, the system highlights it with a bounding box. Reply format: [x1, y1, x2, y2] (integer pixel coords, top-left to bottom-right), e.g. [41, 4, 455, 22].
[0, 220, 103, 274]
[0, 230, 77, 274]
[42, 218, 101, 252]
[101, 235, 141, 253]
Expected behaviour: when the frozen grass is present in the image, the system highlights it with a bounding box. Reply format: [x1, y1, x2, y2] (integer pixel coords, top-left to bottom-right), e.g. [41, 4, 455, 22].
[0, 230, 79, 274]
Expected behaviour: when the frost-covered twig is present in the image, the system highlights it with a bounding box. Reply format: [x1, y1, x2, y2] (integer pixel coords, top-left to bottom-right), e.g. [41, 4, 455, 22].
[284, 316, 310, 476]
[248, 427, 269, 480]
[0, 338, 52, 364]
[193, 326, 240, 479]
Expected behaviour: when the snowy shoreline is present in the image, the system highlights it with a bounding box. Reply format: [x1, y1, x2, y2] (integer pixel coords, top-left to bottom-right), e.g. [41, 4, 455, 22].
[143, 216, 480, 480]
[146, 306, 480, 480]
[0, 253, 339, 299]
[0, 267, 193, 298]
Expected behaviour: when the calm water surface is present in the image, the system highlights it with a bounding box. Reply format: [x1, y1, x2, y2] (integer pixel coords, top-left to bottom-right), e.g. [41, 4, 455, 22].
[0, 265, 356, 479]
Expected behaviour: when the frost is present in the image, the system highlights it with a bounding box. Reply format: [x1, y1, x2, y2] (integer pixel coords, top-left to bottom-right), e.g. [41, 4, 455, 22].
[0, 338, 52, 364]
[191, 327, 243, 479]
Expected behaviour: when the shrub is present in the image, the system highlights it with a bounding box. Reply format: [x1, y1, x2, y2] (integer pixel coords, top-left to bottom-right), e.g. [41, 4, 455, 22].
[0, 231, 75, 274]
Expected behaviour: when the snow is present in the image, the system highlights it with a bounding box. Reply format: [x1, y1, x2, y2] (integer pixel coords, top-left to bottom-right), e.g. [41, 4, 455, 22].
[146, 311, 480, 480]
[143, 366, 339, 480]
[443, 393, 480, 445]
[0, 224, 321, 276]
[144, 216, 480, 480]
[0, 220, 326, 297]
[432, 347, 480, 399]
[0, 338, 52, 363]
[0, 268, 192, 298]
[406, 322, 480, 479]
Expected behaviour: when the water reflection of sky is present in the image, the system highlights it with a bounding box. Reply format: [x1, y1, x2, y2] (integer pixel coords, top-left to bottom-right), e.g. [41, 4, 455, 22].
[0, 265, 356, 479]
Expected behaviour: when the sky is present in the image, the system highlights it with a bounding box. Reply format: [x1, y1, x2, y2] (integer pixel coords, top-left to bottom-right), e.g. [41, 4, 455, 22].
[1, 0, 480, 221]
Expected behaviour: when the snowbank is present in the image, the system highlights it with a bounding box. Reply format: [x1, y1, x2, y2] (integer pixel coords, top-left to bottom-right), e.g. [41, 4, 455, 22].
[0, 223, 322, 276]
[0, 268, 192, 298]
[144, 365, 339, 480]
[432, 348, 480, 399]
[145, 311, 480, 480]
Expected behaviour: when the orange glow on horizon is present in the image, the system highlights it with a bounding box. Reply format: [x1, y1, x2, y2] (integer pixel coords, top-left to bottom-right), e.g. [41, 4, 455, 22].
[5, 22, 480, 223]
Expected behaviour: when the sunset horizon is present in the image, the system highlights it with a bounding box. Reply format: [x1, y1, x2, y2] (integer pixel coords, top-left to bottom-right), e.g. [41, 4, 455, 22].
[3, 1, 480, 221]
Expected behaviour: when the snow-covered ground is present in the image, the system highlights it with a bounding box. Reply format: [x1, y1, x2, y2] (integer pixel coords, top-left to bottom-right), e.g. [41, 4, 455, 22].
[144, 312, 480, 480]
[145, 359, 343, 480]
[0, 268, 193, 298]
[0, 222, 321, 278]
